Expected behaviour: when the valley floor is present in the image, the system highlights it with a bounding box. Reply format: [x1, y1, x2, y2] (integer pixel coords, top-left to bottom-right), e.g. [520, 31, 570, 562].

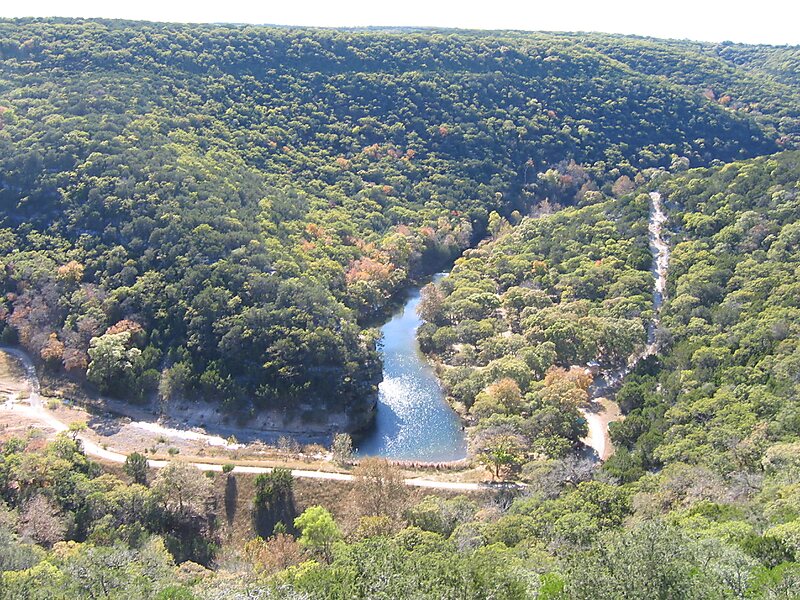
[0, 347, 497, 492]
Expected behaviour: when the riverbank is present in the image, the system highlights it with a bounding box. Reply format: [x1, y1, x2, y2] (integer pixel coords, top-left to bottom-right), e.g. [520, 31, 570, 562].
[1, 190, 670, 471]
[0, 265, 471, 470]
[35, 363, 367, 446]
[0, 347, 500, 491]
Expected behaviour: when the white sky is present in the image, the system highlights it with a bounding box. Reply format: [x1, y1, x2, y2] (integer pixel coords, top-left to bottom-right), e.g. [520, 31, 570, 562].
[2, 0, 799, 46]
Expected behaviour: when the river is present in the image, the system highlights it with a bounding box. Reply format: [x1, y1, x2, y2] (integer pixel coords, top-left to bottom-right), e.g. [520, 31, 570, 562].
[356, 274, 468, 461]
[361, 191, 669, 462]
[2, 194, 668, 466]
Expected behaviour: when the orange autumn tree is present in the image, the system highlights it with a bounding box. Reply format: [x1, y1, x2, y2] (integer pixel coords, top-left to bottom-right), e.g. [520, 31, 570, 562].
[40, 333, 65, 367]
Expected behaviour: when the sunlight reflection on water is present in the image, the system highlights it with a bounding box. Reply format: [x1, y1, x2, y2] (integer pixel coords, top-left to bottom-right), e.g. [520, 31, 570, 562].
[356, 274, 467, 461]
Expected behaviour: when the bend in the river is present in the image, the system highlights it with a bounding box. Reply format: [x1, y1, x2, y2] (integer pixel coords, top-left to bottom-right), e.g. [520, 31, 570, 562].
[356, 273, 467, 462]
[0, 347, 484, 491]
[1, 193, 669, 466]
[361, 191, 671, 463]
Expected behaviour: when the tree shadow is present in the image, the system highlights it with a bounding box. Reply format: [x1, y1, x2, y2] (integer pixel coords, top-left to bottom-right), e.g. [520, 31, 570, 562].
[225, 475, 237, 526]
[252, 472, 297, 538]
[253, 492, 297, 538]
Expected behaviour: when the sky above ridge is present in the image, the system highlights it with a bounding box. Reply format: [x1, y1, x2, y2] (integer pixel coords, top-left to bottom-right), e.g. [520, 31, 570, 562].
[2, 0, 799, 45]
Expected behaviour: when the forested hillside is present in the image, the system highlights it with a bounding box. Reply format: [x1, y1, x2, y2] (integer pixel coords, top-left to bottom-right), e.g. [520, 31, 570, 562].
[0, 18, 792, 422]
[607, 150, 800, 481]
[1, 16, 800, 599]
[391, 150, 800, 599]
[418, 188, 653, 458]
[565, 34, 800, 145]
[419, 148, 800, 485]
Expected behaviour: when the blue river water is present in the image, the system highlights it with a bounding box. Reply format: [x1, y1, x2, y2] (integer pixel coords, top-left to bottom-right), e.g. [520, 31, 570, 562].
[356, 274, 468, 461]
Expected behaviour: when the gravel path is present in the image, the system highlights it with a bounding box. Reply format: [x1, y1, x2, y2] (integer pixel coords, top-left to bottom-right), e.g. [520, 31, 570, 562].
[580, 191, 669, 460]
[0, 348, 489, 492]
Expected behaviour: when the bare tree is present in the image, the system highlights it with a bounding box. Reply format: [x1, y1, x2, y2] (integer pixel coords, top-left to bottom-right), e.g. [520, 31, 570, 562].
[244, 533, 304, 575]
[351, 458, 407, 518]
[152, 462, 213, 520]
[19, 494, 65, 547]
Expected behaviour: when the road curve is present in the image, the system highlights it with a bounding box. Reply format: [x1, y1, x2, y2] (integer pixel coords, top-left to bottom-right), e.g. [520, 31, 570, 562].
[0, 348, 490, 492]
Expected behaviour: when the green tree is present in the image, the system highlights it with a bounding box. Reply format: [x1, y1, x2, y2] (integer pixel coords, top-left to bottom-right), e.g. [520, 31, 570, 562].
[566, 520, 712, 600]
[476, 435, 525, 480]
[294, 505, 341, 562]
[124, 452, 149, 485]
[405, 495, 477, 537]
[67, 421, 87, 441]
[61, 538, 175, 599]
[86, 332, 142, 396]
[253, 468, 296, 537]
[471, 378, 524, 418]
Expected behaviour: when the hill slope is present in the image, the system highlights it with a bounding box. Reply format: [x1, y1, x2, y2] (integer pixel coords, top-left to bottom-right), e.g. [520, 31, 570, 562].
[0, 19, 794, 424]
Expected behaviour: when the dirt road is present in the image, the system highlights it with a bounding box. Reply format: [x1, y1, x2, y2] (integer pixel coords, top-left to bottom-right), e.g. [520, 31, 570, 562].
[579, 191, 669, 460]
[0, 347, 491, 492]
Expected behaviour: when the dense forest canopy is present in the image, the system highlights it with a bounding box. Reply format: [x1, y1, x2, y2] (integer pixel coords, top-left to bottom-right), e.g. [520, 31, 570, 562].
[1, 16, 800, 599]
[0, 18, 794, 423]
[560, 33, 800, 145]
[418, 188, 653, 458]
[417, 145, 800, 486]
[408, 150, 800, 599]
[606, 150, 800, 481]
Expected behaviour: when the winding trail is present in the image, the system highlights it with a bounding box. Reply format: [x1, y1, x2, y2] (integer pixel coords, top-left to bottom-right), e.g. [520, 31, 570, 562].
[580, 191, 669, 460]
[648, 191, 670, 333]
[0, 348, 489, 492]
